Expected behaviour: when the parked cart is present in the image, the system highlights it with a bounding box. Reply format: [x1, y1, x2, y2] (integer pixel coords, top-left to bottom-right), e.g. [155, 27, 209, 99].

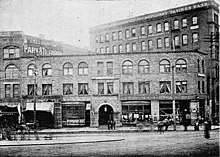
[136, 121, 156, 132]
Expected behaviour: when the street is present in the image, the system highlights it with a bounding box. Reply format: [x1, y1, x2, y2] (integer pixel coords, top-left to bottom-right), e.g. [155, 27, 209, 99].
[0, 130, 219, 157]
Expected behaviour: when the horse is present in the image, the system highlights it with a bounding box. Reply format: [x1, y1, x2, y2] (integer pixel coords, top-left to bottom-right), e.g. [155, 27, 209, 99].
[157, 118, 171, 133]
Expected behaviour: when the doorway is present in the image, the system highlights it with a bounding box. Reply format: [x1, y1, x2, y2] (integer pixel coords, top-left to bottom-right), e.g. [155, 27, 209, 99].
[98, 104, 113, 125]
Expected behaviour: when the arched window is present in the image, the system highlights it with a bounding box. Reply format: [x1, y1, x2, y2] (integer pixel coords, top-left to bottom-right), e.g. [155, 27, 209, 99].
[63, 62, 73, 75]
[78, 62, 88, 75]
[122, 60, 133, 74]
[3, 46, 20, 58]
[27, 64, 35, 76]
[159, 60, 170, 72]
[42, 63, 52, 76]
[138, 60, 149, 74]
[176, 59, 187, 73]
[5, 64, 19, 78]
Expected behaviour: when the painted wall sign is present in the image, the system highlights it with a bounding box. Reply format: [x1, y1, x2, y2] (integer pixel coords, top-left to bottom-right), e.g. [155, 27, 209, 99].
[23, 45, 63, 56]
[0, 31, 23, 37]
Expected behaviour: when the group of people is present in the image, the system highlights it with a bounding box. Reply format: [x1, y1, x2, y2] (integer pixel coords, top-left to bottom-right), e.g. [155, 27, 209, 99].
[107, 120, 116, 130]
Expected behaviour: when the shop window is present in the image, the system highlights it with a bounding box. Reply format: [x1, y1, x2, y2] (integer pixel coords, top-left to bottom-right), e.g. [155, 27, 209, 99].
[42, 84, 52, 95]
[13, 84, 20, 98]
[160, 81, 171, 94]
[198, 81, 200, 93]
[148, 40, 153, 50]
[176, 81, 187, 93]
[122, 60, 133, 74]
[164, 37, 170, 47]
[174, 20, 179, 29]
[78, 62, 88, 75]
[131, 28, 136, 37]
[78, 83, 88, 95]
[95, 36, 99, 43]
[176, 59, 187, 73]
[112, 32, 116, 41]
[174, 36, 180, 47]
[118, 44, 123, 53]
[63, 84, 73, 95]
[182, 18, 187, 28]
[27, 64, 36, 76]
[123, 82, 134, 94]
[157, 38, 162, 48]
[125, 43, 130, 52]
[27, 84, 37, 96]
[118, 31, 122, 40]
[63, 62, 73, 75]
[105, 47, 109, 53]
[42, 63, 52, 76]
[97, 62, 104, 76]
[140, 26, 145, 35]
[202, 81, 205, 93]
[141, 41, 146, 51]
[107, 62, 113, 75]
[132, 43, 136, 51]
[192, 33, 199, 43]
[100, 47, 104, 54]
[105, 33, 109, 42]
[139, 82, 150, 94]
[3, 46, 20, 58]
[100, 35, 104, 43]
[159, 60, 170, 73]
[107, 82, 114, 94]
[5, 64, 19, 78]
[182, 34, 188, 45]
[138, 60, 149, 74]
[148, 25, 152, 34]
[125, 29, 130, 39]
[112, 45, 117, 53]
[98, 83, 104, 95]
[5, 84, 11, 98]
[156, 23, 162, 33]
[164, 22, 169, 31]
[192, 16, 198, 25]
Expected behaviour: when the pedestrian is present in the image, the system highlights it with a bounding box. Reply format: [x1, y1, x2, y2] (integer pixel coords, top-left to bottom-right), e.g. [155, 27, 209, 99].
[184, 113, 190, 131]
[194, 118, 199, 131]
[107, 120, 111, 130]
[112, 120, 116, 130]
[204, 118, 211, 139]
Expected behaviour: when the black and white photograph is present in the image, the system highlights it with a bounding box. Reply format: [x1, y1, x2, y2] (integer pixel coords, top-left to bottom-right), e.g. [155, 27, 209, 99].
[0, 0, 219, 156]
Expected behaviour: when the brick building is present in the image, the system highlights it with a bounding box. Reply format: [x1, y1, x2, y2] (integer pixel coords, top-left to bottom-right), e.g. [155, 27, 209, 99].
[0, 0, 219, 128]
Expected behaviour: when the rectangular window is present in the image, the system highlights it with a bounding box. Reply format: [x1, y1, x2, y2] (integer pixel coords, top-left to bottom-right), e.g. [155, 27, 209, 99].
[148, 25, 152, 34]
[97, 62, 104, 76]
[78, 83, 88, 95]
[63, 84, 73, 95]
[113, 46, 116, 53]
[95, 36, 99, 43]
[42, 84, 52, 95]
[100, 48, 104, 54]
[164, 37, 170, 47]
[141, 41, 146, 51]
[126, 44, 130, 52]
[132, 43, 136, 51]
[98, 83, 104, 95]
[160, 81, 171, 94]
[105, 47, 109, 53]
[139, 82, 150, 94]
[214, 13, 218, 24]
[182, 34, 188, 45]
[182, 18, 187, 28]
[174, 36, 180, 46]
[198, 81, 200, 93]
[28, 84, 37, 96]
[125, 30, 130, 39]
[157, 39, 162, 48]
[192, 16, 198, 25]
[100, 35, 104, 43]
[176, 81, 187, 93]
[5, 84, 11, 98]
[202, 81, 205, 93]
[192, 33, 199, 43]
[107, 62, 113, 75]
[140, 26, 145, 35]
[164, 22, 169, 31]
[118, 31, 122, 40]
[174, 20, 179, 29]
[112, 32, 116, 40]
[3, 49, 9, 58]
[9, 49, 15, 58]
[118, 45, 123, 53]
[156, 23, 162, 32]
[107, 82, 114, 94]
[131, 28, 136, 37]
[148, 40, 153, 50]
[123, 82, 134, 94]
[105, 33, 109, 42]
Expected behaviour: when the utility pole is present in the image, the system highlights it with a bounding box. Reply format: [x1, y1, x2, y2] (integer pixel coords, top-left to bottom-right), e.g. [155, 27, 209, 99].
[172, 65, 176, 130]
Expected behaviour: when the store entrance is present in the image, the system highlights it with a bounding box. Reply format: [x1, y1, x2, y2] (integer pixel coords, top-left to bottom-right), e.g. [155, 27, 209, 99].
[98, 105, 113, 125]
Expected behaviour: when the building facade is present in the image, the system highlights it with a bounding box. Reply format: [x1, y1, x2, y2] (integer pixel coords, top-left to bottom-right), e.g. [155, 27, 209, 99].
[0, 0, 219, 128]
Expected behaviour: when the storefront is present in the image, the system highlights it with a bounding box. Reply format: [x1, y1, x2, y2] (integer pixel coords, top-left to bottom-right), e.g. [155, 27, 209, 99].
[122, 101, 151, 125]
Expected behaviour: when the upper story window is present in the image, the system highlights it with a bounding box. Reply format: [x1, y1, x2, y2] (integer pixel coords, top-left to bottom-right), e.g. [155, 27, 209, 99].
[156, 23, 162, 33]
[174, 35, 180, 46]
[138, 60, 149, 74]
[100, 47, 104, 54]
[107, 82, 114, 94]
[106, 47, 109, 53]
[125, 29, 130, 39]
[42, 63, 52, 76]
[42, 84, 52, 95]
[107, 62, 113, 75]
[176, 81, 187, 93]
[125, 43, 130, 53]
[95, 36, 99, 43]
[118, 31, 122, 40]
[197, 59, 200, 73]
[132, 43, 136, 51]
[63, 62, 73, 75]
[27, 64, 35, 76]
[174, 20, 179, 29]
[78, 62, 88, 75]
[176, 59, 187, 73]
[160, 81, 171, 94]
[182, 34, 188, 45]
[63, 84, 73, 95]
[214, 13, 218, 24]
[182, 18, 187, 28]
[123, 82, 134, 94]
[122, 60, 133, 74]
[78, 83, 88, 95]
[131, 28, 136, 37]
[118, 44, 123, 53]
[113, 45, 117, 53]
[27, 84, 37, 96]
[97, 62, 104, 76]
[148, 25, 153, 34]
[105, 33, 109, 42]
[140, 26, 145, 35]
[159, 59, 170, 73]
[192, 16, 198, 25]
[100, 35, 104, 43]
[98, 83, 104, 95]
[5, 64, 19, 78]
[112, 32, 116, 41]
[148, 40, 153, 50]
[202, 60, 205, 73]
[139, 81, 150, 94]
[3, 46, 20, 58]
[157, 38, 162, 48]
[141, 41, 146, 51]
[5, 84, 11, 98]
[164, 37, 170, 48]
[164, 22, 169, 31]
[13, 84, 20, 98]
[192, 33, 199, 43]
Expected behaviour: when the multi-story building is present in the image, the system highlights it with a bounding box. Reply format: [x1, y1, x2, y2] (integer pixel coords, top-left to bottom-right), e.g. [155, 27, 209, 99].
[0, 0, 219, 128]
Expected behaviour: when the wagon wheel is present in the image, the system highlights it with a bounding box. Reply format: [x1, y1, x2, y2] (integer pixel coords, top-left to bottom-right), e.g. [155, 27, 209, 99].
[137, 124, 144, 132]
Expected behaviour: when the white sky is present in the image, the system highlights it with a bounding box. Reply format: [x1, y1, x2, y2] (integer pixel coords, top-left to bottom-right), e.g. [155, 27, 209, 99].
[0, 0, 219, 49]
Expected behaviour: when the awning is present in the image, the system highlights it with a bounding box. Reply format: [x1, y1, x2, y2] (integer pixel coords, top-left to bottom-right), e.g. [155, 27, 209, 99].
[122, 101, 151, 106]
[25, 102, 54, 114]
[0, 102, 19, 108]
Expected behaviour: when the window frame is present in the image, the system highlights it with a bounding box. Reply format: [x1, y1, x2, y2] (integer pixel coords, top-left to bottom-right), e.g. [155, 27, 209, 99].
[42, 63, 52, 76]
[159, 59, 171, 73]
[122, 60, 133, 74]
[156, 23, 162, 33]
[78, 62, 88, 75]
[138, 60, 149, 74]
[63, 62, 73, 76]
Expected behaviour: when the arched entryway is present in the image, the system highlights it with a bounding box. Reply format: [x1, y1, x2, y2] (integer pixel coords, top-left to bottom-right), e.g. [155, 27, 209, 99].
[98, 104, 113, 125]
